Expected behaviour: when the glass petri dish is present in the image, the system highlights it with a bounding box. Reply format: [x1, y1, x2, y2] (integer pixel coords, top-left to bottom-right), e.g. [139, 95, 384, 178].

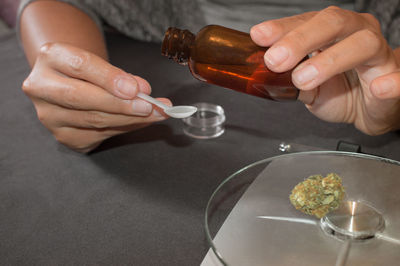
[204, 151, 400, 266]
[182, 102, 225, 139]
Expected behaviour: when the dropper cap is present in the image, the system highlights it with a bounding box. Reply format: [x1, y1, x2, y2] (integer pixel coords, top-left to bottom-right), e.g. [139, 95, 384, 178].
[161, 27, 195, 65]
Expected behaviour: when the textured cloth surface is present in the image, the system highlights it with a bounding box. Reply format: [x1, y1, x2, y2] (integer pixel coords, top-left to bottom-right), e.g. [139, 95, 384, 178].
[18, 0, 205, 42]
[356, 0, 400, 47]
[1, 31, 400, 265]
[18, 0, 400, 47]
[200, 0, 354, 33]
[0, 0, 20, 27]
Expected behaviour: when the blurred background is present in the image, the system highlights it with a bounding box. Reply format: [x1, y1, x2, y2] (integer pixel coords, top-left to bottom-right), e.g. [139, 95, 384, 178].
[0, 0, 19, 36]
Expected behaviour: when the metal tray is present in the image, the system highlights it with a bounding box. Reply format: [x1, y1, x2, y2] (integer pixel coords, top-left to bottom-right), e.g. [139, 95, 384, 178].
[204, 151, 400, 266]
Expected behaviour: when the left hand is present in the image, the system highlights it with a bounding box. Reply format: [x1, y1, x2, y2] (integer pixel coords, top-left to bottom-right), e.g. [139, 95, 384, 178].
[251, 6, 400, 135]
[22, 43, 171, 153]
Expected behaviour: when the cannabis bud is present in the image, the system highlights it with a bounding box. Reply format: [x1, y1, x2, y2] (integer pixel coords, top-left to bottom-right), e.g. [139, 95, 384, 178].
[289, 173, 345, 218]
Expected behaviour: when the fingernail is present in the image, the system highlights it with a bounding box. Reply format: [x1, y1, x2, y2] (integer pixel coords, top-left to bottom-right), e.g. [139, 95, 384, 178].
[293, 64, 319, 85]
[115, 77, 137, 98]
[251, 25, 271, 40]
[132, 99, 152, 115]
[375, 78, 395, 96]
[258, 25, 272, 38]
[265, 46, 288, 66]
[153, 109, 166, 117]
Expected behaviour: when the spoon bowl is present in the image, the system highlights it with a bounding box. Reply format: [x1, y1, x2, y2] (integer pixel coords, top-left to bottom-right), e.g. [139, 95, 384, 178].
[163, 105, 198, 118]
[136, 92, 197, 119]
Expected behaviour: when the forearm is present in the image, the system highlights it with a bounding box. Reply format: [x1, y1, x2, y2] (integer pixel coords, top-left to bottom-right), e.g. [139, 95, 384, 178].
[19, 0, 107, 66]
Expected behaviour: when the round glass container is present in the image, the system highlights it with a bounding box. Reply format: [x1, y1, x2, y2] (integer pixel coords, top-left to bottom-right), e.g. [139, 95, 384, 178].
[204, 151, 400, 266]
[182, 102, 225, 139]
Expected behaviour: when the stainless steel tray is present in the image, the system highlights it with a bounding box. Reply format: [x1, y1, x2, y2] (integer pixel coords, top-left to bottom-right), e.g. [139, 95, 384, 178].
[204, 151, 400, 266]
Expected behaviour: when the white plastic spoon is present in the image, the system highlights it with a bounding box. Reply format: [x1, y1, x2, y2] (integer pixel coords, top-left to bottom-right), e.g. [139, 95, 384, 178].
[136, 92, 197, 119]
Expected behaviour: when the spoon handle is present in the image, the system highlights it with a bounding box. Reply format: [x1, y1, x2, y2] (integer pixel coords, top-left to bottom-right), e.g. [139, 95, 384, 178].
[136, 92, 169, 110]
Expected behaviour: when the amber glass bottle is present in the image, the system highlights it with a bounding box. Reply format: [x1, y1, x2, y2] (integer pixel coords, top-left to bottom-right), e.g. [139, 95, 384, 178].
[162, 25, 300, 101]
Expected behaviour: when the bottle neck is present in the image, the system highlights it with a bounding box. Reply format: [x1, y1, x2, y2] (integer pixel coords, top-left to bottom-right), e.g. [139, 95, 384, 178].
[161, 27, 195, 65]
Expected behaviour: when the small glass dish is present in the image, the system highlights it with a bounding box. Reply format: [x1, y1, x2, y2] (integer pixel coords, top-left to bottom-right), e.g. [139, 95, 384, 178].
[182, 102, 225, 139]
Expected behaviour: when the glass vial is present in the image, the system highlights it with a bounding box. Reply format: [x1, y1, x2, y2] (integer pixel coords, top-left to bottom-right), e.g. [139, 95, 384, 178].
[161, 25, 300, 101]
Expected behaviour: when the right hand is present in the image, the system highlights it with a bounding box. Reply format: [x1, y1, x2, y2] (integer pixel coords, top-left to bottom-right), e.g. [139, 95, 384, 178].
[250, 7, 400, 135]
[22, 42, 171, 153]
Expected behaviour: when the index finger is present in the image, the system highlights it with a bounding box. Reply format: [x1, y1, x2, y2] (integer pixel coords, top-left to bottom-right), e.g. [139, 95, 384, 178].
[250, 11, 317, 47]
[38, 42, 151, 99]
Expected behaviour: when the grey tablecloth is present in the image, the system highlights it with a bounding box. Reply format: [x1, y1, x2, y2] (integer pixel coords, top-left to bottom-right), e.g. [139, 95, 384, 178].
[1, 31, 400, 265]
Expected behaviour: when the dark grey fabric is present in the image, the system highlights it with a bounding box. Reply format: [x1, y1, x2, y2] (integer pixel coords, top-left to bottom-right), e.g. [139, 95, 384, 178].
[1, 31, 400, 265]
[355, 0, 400, 47]
[17, 0, 400, 47]
[18, 0, 355, 43]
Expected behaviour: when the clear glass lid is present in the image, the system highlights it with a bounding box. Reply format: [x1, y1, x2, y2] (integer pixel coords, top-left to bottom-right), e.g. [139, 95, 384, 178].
[205, 151, 400, 266]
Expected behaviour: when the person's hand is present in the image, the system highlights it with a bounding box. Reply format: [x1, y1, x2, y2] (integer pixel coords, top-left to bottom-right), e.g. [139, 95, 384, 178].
[251, 6, 400, 135]
[22, 42, 171, 153]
